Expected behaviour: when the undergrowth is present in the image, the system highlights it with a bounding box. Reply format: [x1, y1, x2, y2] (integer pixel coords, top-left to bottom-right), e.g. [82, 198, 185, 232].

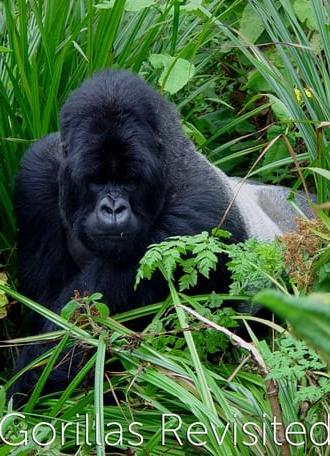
[0, 1, 329, 455]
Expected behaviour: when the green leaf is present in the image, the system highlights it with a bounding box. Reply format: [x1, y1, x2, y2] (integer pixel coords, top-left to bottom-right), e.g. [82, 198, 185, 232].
[24, 334, 70, 413]
[179, 270, 198, 291]
[95, 0, 155, 11]
[149, 53, 195, 94]
[262, 126, 296, 170]
[197, 256, 214, 278]
[183, 121, 206, 147]
[0, 273, 8, 319]
[267, 94, 293, 121]
[211, 227, 231, 239]
[89, 292, 103, 302]
[254, 290, 330, 363]
[72, 40, 88, 62]
[135, 231, 226, 292]
[308, 167, 330, 181]
[181, 0, 203, 13]
[0, 46, 12, 53]
[125, 0, 155, 11]
[245, 70, 271, 92]
[0, 387, 5, 418]
[95, 334, 106, 456]
[293, 0, 317, 30]
[227, 238, 284, 296]
[61, 300, 80, 320]
[163, 255, 176, 280]
[239, 4, 264, 43]
[94, 302, 110, 319]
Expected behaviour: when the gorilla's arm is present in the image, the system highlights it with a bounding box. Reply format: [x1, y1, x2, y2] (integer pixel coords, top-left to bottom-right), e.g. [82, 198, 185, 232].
[15, 134, 78, 306]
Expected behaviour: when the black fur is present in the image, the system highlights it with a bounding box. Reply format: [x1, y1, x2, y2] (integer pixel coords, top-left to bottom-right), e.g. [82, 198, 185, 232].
[13, 70, 247, 396]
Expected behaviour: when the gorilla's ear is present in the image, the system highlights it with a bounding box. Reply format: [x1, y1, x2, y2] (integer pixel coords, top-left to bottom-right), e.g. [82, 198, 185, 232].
[60, 140, 68, 157]
[60, 107, 80, 154]
[153, 131, 163, 154]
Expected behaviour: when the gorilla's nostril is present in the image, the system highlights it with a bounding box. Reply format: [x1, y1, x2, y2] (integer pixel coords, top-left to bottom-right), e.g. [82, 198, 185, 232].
[97, 196, 130, 226]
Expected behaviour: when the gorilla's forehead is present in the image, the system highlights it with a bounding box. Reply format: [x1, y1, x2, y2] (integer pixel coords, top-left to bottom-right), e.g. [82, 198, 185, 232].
[76, 108, 157, 155]
[61, 70, 162, 135]
[72, 144, 143, 183]
[66, 129, 159, 186]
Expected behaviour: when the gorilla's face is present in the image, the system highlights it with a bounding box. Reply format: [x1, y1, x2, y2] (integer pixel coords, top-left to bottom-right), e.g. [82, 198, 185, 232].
[59, 110, 165, 261]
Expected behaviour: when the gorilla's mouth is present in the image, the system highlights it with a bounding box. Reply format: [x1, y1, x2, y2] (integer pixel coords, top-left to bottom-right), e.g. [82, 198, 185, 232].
[94, 232, 135, 241]
[81, 228, 147, 262]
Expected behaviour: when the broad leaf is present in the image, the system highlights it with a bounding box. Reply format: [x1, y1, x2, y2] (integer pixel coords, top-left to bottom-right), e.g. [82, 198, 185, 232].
[254, 290, 330, 364]
[239, 4, 264, 43]
[149, 54, 195, 94]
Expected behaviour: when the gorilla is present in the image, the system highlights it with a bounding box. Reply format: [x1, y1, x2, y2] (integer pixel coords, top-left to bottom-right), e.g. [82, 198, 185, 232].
[13, 70, 311, 394]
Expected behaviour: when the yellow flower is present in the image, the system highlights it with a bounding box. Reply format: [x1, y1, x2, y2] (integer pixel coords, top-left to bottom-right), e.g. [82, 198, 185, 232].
[294, 87, 302, 103]
[294, 87, 313, 103]
[304, 87, 313, 98]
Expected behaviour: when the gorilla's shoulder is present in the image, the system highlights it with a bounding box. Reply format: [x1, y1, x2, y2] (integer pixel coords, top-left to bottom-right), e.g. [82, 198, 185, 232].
[19, 132, 61, 170]
[15, 133, 62, 211]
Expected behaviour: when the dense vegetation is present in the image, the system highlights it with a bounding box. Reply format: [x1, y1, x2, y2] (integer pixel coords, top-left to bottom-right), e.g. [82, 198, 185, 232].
[0, 1, 329, 455]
